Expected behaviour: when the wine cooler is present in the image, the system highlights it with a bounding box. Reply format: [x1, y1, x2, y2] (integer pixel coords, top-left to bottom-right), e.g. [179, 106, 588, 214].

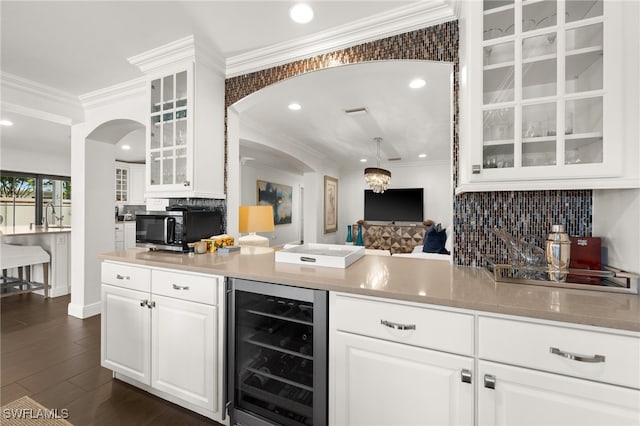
[227, 278, 327, 426]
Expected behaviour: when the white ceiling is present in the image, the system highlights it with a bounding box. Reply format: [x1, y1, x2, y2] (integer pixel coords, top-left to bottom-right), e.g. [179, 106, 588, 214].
[0, 1, 455, 172]
[238, 60, 453, 172]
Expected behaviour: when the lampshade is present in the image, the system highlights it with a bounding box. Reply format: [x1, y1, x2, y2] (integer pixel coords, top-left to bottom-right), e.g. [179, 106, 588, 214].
[364, 137, 391, 193]
[239, 205, 275, 233]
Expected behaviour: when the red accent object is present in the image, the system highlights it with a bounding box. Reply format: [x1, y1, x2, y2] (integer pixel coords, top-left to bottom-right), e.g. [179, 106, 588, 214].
[568, 237, 602, 285]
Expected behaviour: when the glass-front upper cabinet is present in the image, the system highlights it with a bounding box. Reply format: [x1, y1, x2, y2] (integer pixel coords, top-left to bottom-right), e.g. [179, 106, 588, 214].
[469, 0, 625, 184]
[148, 66, 191, 190]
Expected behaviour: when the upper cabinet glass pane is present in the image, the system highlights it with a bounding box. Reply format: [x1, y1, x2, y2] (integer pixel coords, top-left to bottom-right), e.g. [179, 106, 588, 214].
[484, 0, 513, 12]
[523, 0, 557, 33]
[484, 8, 514, 40]
[484, 66, 515, 104]
[484, 41, 514, 66]
[176, 71, 187, 100]
[523, 32, 557, 59]
[566, 0, 602, 23]
[484, 107, 514, 142]
[163, 75, 174, 103]
[522, 57, 556, 99]
[566, 23, 602, 51]
[151, 79, 161, 113]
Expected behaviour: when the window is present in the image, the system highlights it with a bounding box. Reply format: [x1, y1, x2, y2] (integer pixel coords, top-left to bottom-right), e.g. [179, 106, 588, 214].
[0, 171, 71, 227]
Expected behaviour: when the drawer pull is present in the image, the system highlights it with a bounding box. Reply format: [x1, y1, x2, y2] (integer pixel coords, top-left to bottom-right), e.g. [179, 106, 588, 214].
[550, 347, 605, 363]
[300, 256, 317, 263]
[172, 284, 190, 291]
[461, 369, 472, 384]
[484, 374, 496, 389]
[116, 274, 130, 280]
[147, 301, 156, 309]
[140, 299, 148, 307]
[380, 319, 416, 331]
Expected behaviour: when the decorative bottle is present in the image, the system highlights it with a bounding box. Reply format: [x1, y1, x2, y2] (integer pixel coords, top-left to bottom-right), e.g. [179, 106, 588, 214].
[355, 224, 364, 246]
[345, 225, 353, 244]
[546, 224, 571, 282]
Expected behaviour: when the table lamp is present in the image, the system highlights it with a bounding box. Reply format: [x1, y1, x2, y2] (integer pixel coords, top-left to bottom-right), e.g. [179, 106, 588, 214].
[238, 205, 275, 248]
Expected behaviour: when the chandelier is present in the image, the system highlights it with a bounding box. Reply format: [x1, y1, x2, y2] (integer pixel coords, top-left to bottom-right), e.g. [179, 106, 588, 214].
[364, 137, 391, 193]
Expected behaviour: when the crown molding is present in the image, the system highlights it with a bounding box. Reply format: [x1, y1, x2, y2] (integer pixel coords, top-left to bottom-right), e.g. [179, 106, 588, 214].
[0, 71, 80, 109]
[78, 77, 146, 109]
[226, 0, 459, 78]
[1, 101, 72, 126]
[127, 34, 225, 76]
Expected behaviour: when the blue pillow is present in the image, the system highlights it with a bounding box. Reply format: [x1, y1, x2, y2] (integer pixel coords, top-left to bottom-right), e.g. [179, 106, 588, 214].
[423, 225, 450, 255]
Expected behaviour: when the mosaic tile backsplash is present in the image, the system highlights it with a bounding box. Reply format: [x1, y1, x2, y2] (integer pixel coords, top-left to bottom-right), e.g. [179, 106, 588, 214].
[224, 20, 593, 266]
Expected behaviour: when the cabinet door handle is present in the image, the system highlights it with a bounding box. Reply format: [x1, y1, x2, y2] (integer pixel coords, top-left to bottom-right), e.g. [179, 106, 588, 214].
[116, 274, 130, 280]
[461, 369, 472, 384]
[550, 347, 605, 363]
[147, 301, 156, 309]
[380, 319, 416, 330]
[183, 180, 191, 187]
[172, 284, 190, 291]
[484, 374, 496, 389]
[140, 299, 148, 307]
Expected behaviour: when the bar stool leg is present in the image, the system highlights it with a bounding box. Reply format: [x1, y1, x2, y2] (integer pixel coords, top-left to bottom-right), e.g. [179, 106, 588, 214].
[43, 263, 49, 299]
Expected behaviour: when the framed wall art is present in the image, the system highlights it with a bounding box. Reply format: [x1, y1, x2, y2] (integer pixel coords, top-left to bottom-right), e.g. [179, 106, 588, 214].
[323, 175, 338, 234]
[256, 180, 293, 225]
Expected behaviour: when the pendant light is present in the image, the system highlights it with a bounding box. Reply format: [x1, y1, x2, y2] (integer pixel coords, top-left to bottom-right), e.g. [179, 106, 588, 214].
[364, 137, 391, 193]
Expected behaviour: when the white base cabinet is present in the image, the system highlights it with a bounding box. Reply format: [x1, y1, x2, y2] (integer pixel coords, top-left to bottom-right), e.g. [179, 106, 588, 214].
[478, 360, 640, 426]
[100, 262, 225, 423]
[334, 331, 473, 426]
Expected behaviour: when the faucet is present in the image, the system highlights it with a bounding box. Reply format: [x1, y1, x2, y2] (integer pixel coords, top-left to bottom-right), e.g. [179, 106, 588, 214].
[44, 202, 56, 230]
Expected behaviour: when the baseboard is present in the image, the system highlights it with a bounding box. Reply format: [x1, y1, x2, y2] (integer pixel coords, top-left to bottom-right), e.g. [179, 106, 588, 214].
[67, 301, 101, 318]
[34, 286, 71, 298]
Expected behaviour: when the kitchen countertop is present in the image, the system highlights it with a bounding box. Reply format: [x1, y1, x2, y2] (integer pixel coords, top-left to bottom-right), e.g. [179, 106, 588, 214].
[1, 225, 72, 236]
[99, 249, 640, 332]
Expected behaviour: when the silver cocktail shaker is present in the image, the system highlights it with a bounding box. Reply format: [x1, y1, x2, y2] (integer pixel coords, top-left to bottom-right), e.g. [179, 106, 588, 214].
[546, 224, 571, 282]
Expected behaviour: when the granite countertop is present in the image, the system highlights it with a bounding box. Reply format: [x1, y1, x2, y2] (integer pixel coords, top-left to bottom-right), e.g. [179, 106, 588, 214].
[99, 249, 640, 332]
[1, 225, 72, 236]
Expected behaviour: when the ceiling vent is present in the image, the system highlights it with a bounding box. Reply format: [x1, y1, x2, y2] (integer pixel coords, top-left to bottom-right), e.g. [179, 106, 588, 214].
[388, 157, 402, 161]
[344, 107, 368, 116]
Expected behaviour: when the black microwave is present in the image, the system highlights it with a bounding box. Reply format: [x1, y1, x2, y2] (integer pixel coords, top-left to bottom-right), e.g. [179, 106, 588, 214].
[136, 209, 221, 252]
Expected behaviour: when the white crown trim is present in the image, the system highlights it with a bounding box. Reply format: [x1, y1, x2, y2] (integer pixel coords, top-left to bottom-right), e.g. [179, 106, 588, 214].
[1, 101, 73, 126]
[1, 71, 80, 108]
[226, 0, 459, 78]
[79, 77, 146, 109]
[127, 34, 225, 75]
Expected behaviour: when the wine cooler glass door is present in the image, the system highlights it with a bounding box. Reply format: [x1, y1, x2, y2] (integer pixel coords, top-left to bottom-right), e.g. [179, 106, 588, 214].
[228, 279, 327, 426]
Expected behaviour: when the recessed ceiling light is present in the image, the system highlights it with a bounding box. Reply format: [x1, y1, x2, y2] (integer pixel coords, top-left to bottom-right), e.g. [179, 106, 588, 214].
[288, 103, 302, 111]
[121, 144, 131, 151]
[0, 120, 14, 126]
[289, 3, 314, 24]
[360, 159, 367, 163]
[419, 153, 427, 158]
[409, 78, 426, 89]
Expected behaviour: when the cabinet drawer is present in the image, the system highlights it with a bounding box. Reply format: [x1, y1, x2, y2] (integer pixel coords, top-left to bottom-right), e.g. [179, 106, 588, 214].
[152, 270, 218, 305]
[334, 294, 474, 356]
[102, 262, 150, 292]
[479, 316, 640, 389]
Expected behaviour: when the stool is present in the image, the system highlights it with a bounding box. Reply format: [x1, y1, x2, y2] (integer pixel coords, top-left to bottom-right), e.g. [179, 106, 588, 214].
[1, 244, 51, 298]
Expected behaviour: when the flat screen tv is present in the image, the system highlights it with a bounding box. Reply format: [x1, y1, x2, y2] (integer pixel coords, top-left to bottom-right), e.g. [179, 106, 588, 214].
[364, 188, 424, 222]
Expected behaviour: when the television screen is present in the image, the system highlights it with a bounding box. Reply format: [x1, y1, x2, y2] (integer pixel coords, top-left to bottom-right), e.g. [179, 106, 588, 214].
[364, 188, 424, 222]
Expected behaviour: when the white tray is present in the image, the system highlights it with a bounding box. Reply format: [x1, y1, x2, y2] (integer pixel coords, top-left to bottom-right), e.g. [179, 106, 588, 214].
[275, 243, 365, 268]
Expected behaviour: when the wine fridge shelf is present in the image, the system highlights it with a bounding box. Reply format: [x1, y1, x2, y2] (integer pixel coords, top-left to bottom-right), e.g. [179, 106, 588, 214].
[245, 333, 314, 361]
[240, 378, 313, 418]
[246, 303, 314, 326]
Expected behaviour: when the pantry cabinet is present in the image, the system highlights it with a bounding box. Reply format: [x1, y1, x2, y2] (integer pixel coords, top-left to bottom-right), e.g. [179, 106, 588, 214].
[100, 262, 224, 422]
[458, 0, 640, 192]
[144, 61, 225, 199]
[115, 162, 145, 205]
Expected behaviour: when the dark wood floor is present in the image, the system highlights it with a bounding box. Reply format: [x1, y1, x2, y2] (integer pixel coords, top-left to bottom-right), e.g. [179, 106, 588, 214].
[1, 293, 224, 425]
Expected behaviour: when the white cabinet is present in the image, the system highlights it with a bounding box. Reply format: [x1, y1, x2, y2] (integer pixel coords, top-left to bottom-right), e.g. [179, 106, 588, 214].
[115, 162, 145, 205]
[330, 293, 474, 425]
[124, 222, 136, 250]
[477, 360, 640, 426]
[143, 60, 225, 199]
[334, 332, 474, 426]
[458, 0, 640, 192]
[477, 316, 640, 426]
[101, 284, 151, 384]
[128, 163, 145, 204]
[100, 262, 224, 421]
[114, 223, 124, 251]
